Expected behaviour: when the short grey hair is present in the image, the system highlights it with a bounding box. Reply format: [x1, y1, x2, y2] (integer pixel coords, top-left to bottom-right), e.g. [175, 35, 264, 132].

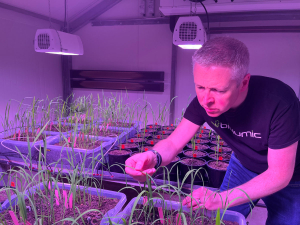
[192, 37, 250, 85]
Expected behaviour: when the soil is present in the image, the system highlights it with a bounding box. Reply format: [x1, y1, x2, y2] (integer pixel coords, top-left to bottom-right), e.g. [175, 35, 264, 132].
[84, 129, 123, 137]
[45, 125, 74, 132]
[107, 122, 134, 127]
[119, 143, 138, 149]
[154, 135, 169, 140]
[194, 138, 210, 144]
[146, 124, 161, 129]
[157, 130, 173, 135]
[135, 133, 152, 139]
[211, 140, 228, 147]
[0, 190, 14, 203]
[198, 129, 213, 135]
[184, 150, 207, 158]
[146, 139, 161, 146]
[55, 139, 103, 150]
[186, 143, 209, 150]
[5, 133, 49, 142]
[128, 205, 238, 225]
[127, 138, 146, 143]
[162, 126, 176, 131]
[109, 150, 131, 156]
[210, 146, 232, 153]
[141, 128, 157, 134]
[140, 146, 153, 152]
[0, 189, 118, 225]
[208, 161, 229, 171]
[208, 152, 231, 161]
[180, 158, 206, 166]
[195, 133, 211, 139]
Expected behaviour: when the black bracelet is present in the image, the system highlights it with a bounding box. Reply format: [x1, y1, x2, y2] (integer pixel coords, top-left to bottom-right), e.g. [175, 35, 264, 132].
[148, 150, 162, 169]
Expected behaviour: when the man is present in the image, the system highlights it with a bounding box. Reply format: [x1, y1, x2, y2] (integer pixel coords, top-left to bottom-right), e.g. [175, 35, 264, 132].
[125, 37, 300, 225]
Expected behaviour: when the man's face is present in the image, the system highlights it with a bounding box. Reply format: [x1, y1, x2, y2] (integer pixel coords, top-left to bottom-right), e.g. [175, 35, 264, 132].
[194, 63, 241, 117]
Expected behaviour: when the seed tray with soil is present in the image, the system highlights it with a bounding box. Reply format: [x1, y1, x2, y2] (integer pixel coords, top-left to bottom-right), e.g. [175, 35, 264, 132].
[4, 132, 49, 142]
[55, 139, 104, 150]
[146, 124, 162, 129]
[127, 137, 146, 144]
[105, 122, 134, 127]
[161, 125, 176, 131]
[210, 140, 228, 147]
[180, 158, 206, 167]
[210, 146, 232, 153]
[184, 150, 207, 158]
[146, 139, 161, 146]
[186, 143, 210, 150]
[157, 130, 173, 135]
[116, 198, 243, 225]
[45, 125, 74, 133]
[83, 129, 123, 138]
[0, 183, 126, 225]
[195, 133, 211, 139]
[135, 133, 152, 139]
[119, 143, 139, 150]
[208, 152, 231, 161]
[208, 160, 229, 171]
[154, 134, 169, 140]
[141, 128, 157, 134]
[108, 150, 131, 173]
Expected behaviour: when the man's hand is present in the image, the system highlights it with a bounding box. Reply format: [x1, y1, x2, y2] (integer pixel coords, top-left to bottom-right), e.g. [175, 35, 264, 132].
[182, 187, 223, 211]
[125, 152, 157, 182]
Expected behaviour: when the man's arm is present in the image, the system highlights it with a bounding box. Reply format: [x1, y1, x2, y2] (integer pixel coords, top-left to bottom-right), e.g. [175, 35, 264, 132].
[125, 118, 201, 182]
[152, 118, 201, 166]
[214, 141, 298, 210]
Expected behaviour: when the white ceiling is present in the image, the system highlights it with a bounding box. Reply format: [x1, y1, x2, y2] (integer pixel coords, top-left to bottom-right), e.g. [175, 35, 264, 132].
[0, 0, 104, 22]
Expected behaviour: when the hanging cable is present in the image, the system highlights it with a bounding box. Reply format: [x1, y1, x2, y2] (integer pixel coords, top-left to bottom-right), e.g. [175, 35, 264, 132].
[199, 1, 210, 40]
[48, 0, 52, 28]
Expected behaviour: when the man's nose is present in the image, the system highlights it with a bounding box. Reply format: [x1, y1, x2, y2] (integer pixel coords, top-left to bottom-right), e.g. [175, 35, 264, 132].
[203, 91, 214, 105]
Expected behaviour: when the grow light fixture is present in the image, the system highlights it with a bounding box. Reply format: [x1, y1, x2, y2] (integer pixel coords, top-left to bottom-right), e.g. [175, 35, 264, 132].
[173, 16, 206, 50]
[34, 29, 84, 55]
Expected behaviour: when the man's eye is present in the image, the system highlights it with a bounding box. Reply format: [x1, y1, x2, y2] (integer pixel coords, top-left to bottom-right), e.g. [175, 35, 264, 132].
[197, 87, 204, 90]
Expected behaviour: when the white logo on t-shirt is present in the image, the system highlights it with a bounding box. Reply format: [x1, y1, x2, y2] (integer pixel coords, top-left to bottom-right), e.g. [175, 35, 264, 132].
[211, 120, 261, 139]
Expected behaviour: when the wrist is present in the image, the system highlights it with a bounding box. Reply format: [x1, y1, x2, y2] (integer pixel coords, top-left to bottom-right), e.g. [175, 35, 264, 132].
[147, 150, 162, 169]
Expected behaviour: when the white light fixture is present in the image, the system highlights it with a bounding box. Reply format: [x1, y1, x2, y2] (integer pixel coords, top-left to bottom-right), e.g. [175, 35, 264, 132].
[173, 16, 206, 50]
[34, 29, 84, 55]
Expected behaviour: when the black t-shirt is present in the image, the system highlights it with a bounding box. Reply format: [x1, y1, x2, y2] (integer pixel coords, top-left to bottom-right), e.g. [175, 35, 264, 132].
[184, 76, 300, 181]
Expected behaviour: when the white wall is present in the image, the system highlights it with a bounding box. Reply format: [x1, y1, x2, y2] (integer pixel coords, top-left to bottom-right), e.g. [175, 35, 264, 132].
[72, 0, 173, 125]
[174, 33, 300, 125]
[0, 7, 63, 131]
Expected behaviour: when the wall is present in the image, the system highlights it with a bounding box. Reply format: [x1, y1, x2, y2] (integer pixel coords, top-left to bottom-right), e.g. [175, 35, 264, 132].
[0, 7, 63, 131]
[174, 32, 300, 127]
[72, 0, 173, 126]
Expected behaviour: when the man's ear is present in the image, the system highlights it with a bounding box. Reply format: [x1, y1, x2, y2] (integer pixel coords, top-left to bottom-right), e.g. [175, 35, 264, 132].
[240, 73, 250, 92]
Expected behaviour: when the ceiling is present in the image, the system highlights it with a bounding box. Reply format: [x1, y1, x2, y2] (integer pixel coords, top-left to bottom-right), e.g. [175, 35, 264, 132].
[0, 0, 103, 22]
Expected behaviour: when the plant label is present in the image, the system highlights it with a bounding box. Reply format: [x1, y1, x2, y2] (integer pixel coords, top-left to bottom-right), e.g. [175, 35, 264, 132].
[55, 190, 59, 205]
[219, 156, 223, 161]
[171, 124, 173, 126]
[193, 153, 197, 158]
[150, 126, 153, 128]
[9, 211, 19, 225]
[155, 123, 158, 125]
[163, 131, 165, 134]
[63, 190, 68, 208]
[143, 196, 148, 206]
[195, 146, 198, 150]
[204, 126, 206, 129]
[11, 181, 15, 187]
[157, 135, 160, 139]
[197, 140, 200, 143]
[69, 193, 73, 208]
[18, 130, 21, 141]
[13, 132, 16, 139]
[158, 207, 164, 224]
[144, 147, 148, 151]
[145, 129, 148, 132]
[150, 141, 154, 145]
[36, 128, 40, 134]
[121, 144, 125, 149]
[130, 139, 134, 143]
[74, 137, 77, 148]
[48, 182, 51, 190]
